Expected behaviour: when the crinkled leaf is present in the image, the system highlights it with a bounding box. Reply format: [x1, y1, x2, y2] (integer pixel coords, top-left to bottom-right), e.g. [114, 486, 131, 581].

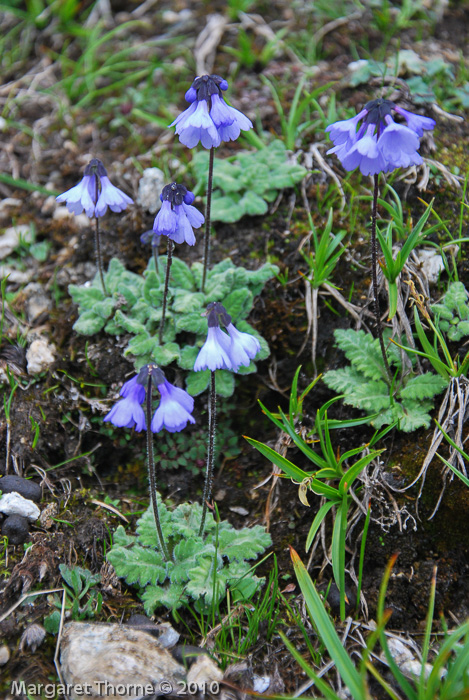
[142, 582, 187, 613]
[175, 314, 207, 334]
[73, 311, 106, 335]
[334, 328, 388, 381]
[218, 526, 272, 561]
[215, 370, 235, 397]
[223, 288, 253, 321]
[126, 332, 157, 356]
[179, 345, 199, 370]
[211, 195, 243, 223]
[345, 380, 391, 412]
[323, 367, 364, 394]
[169, 257, 195, 290]
[172, 290, 204, 314]
[186, 370, 210, 396]
[152, 342, 180, 366]
[399, 399, 434, 432]
[400, 373, 448, 400]
[68, 284, 104, 309]
[106, 545, 166, 587]
[238, 191, 268, 217]
[136, 501, 171, 546]
[186, 556, 228, 606]
[114, 310, 146, 334]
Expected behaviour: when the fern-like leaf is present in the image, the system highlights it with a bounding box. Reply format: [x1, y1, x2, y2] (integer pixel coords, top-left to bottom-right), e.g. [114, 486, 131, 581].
[218, 526, 272, 562]
[400, 373, 448, 400]
[334, 329, 387, 381]
[142, 582, 187, 614]
[106, 545, 166, 587]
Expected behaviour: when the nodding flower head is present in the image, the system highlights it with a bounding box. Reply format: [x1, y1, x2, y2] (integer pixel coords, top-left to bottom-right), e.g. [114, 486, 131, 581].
[170, 74, 253, 150]
[326, 99, 435, 176]
[56, 158, 133, 218]
[142, 182, 204, 248]
[194, 302, 261, 373]
[104, 364, 195, 433]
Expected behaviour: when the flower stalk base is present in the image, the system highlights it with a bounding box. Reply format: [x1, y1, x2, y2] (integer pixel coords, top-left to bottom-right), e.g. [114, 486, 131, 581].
[198, 370, 216, 537]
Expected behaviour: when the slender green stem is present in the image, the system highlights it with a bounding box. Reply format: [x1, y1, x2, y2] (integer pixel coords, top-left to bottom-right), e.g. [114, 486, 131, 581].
[201, 147, 215, 293]
[371, 174, 391, 379]
[199, 370, 216, 537]
[159, 238, 174, 344]
[145, 376, 171, 560]
[94, 176, 107, 295]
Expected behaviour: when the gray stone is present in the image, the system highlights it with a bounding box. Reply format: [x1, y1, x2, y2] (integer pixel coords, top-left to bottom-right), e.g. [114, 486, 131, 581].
[0, 492, 40, 521]
[137, 168, 165, 214]
[2, 514, 30, 545]
[0, 475, 42, 502]
[23, 283, 52, 323]
[60, 622, 186, 699]
[0, 645, 9, 666]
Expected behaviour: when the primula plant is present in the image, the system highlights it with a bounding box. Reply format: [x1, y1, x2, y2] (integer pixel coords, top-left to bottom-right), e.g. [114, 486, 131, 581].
[107, 494, 271, 613]
[322, 329, 448, 431]
[431, 281, 469, 342]
[191, 140, 307, 223]
[69, 256, 276, 397]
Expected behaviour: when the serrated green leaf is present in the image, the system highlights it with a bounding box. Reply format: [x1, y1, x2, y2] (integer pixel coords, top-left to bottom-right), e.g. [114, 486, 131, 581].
[170, 257, 195, 290]
[136, 502, 171, 546]
[179, 345, 199, 370]
[215, 370, 235, 397]
[399, 399, 433, 432]
[113, 310, 146, 334]
[73, 311, 106, 335]
[334, 328, 388, 381]
[238, 191, 268, 217]
[152, 342, 180, 366]
[113, 525, 136, 547]
[126, 332, 157, 356]
[223, 288, 253, 321]
[218, 526, 272, 561]
[346, 380, 391, 412]
[107, 545, 166, 586]
[142, 582, 187, 613]
[186, 370, 210, 396]
[171, 290, 204, 314]
[68, 284, 104, 309]
[186, 556, 228, 606]
[175, 314, 207, 334]
[400, 373, 448, 400]
[323, 367, 364, 394]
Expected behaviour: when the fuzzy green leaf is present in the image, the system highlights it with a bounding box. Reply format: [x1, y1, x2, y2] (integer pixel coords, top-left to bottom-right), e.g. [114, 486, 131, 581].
[400, 373, 448, 400]
[345, 380, 391, 412]
[113, 310, 146, 334]
[323, 367, 364, 394]
[73, 311, 106, 335]
[137, 501, 171, 546]
[142, 582, 187, 613]
[399, 399, 434, 432]
[179, 345, 200, 370]
[185, 556, 228, 606]
[215, 370, 235, 397]
[218, 526, 272, 561]
[238, 191, 268, 217]
[169, 258, 195, 290]
[68, 284, 104, 309]
[152, 342, 180, 366]
[126, 332, 157, 356]
[106, 545, 166, 587]
[334, 329, 388, 381]
[223, 288, 253, 321]
[175, 314, 207, 335]
[185, 370, 210, 396]
[171, 290, 204, 314]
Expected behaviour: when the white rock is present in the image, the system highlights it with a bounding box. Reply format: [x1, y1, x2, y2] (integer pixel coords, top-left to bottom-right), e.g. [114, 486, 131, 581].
[400, 659, 445, 681]
[0, 224, 33, 259]
[0, 493, 40, 521]
[253, 675, 270, 693]
[26, 338, 56, 374]
[41, 195, 58, 216]
[137, 168, 165, 213]
[416, 248, 446, 284]
[0, 644, 9, 665]
[0, 265, 33, 284]
[23, 283, 52, 323]
[386, 637, 414, 665]
[60, 622, 186, 700]
[187, 653, 224, 689]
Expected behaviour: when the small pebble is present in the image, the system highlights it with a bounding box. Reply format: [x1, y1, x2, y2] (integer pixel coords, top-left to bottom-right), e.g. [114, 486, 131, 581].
[23, 283, 52, 323]
[0, 492, 40, 521]
[0, 224, 33, 260]
[2, 514, 30, 545]
[137, 168, 165, 213]
[26, 338, 56, 375]
[0, 645, 10, 666]
[0, 475, 42, 502]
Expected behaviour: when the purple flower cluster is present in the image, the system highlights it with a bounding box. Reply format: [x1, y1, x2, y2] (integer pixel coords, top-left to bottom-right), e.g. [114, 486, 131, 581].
[104, 365, 195, 433]
[194, 302, 261, 372]
[56, 159, 133, 217]
[141, 183, 204, 248]
[170, 74, 253, 149]
[326, 99, 435, 176]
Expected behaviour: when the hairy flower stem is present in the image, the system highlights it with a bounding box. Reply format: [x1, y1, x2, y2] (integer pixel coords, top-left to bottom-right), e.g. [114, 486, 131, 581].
[371, 174, 391, 380]
[159, 239, 174, 344]
[146, 376, 171, 561]
[93, 176, 107, 296]
[198, 370, 216, 537]
[201, 147, 215, 293]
